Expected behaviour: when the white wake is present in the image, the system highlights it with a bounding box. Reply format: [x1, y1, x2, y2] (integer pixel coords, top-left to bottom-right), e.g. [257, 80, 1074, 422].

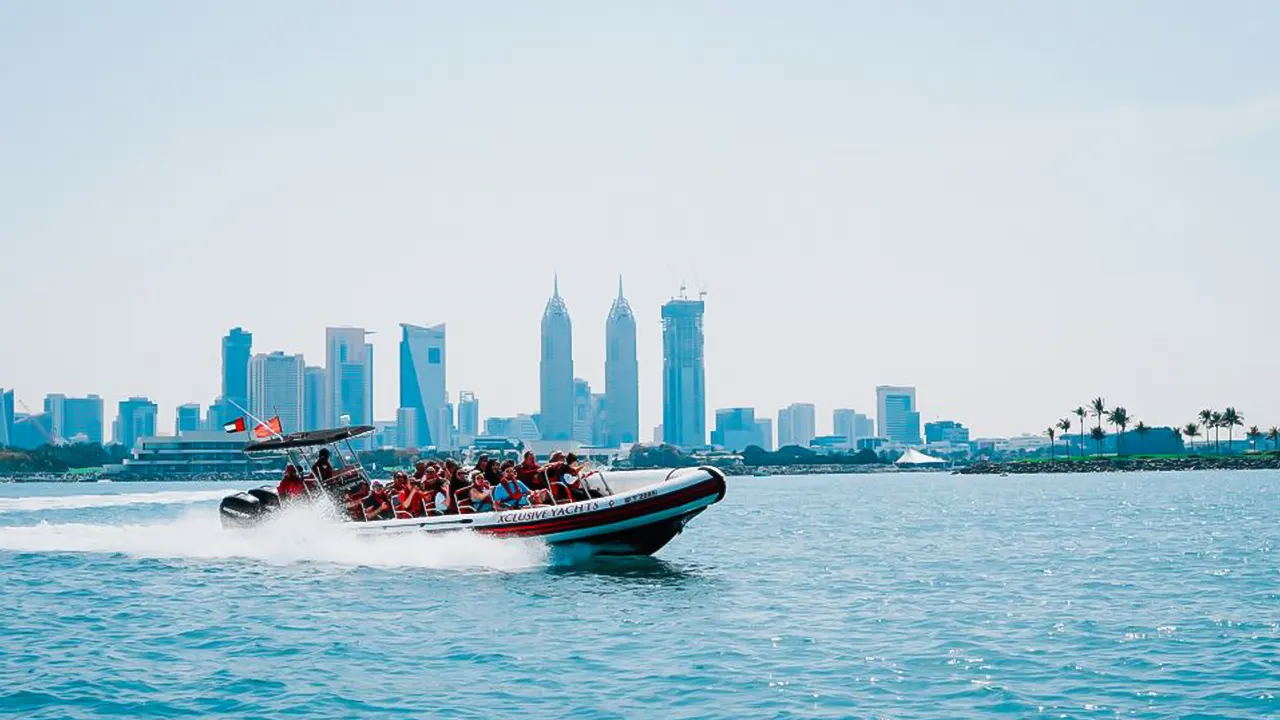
[0, 504, 548, 571]
[0, 489, 231, 513]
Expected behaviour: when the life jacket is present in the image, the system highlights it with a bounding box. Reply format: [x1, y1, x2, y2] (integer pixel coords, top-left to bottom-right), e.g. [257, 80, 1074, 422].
[500, 480, 525, 506]
[278, 476, 306, 500]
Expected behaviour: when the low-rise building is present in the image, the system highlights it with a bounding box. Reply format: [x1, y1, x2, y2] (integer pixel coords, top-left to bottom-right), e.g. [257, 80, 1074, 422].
[111, 431, 275, 476]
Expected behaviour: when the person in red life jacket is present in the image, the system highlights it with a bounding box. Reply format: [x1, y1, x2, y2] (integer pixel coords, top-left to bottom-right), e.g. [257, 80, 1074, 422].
[277, 464, 309, 501]
[392, 471, 425, 518]
[343, 482, 369, 521]
[362, 481, 395, 521]
[516, 451, 544, 490]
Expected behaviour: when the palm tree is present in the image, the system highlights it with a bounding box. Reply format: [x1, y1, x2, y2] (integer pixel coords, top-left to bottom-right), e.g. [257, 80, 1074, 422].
[1107, 406, 1130, 456]
[1058, 418, 1073, 459]
[1199, 409, 1214, 451]
[1184, 422, 1201, 453]
[1073, 406, 1087, 457]
[1222, 407, 1243, 453]
[1134, 421, 1150, 454]
[1171, 425, 1183, 451]
[1090, 426, 1106, 456]
[1045, 427, 1057, 459]
[1269, 427, 1280, 452]
[1210, 411, 1223, 453]
[1247, 425, 1262, 451]
[1091, 397, 1107, 430]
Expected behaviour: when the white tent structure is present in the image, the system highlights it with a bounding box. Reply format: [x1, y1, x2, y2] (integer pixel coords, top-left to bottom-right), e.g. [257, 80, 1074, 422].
[895, 448, 945, 467]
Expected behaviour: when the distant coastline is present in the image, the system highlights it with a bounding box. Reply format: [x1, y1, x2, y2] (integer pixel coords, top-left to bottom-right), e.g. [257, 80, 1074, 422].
[957, 453, 1280, 475]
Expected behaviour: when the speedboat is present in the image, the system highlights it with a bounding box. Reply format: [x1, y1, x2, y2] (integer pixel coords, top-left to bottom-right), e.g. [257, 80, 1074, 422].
[218, 425, 726, 557]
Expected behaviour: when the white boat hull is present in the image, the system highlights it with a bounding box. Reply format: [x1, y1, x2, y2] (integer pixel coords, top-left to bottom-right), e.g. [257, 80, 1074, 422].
[222, 466, 728, 557]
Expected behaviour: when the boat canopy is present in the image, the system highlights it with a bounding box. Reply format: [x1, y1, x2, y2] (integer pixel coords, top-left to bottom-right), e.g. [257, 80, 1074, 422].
[243, 425, 376, 453]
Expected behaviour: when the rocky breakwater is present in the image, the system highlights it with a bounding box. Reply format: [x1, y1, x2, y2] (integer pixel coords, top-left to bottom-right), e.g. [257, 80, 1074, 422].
[958, 454, 1280, 475]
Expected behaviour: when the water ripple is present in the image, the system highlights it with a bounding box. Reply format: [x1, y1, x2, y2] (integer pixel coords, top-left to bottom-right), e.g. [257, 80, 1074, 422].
[2, 471, 1279, 717]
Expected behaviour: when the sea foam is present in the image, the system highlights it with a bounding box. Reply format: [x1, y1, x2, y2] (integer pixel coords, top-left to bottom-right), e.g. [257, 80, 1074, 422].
[0, 503, 548, 571]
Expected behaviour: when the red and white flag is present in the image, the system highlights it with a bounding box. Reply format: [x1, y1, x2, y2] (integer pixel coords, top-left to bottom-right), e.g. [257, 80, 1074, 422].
[254, 416, 282, 439]
[222, 417, 247, 434]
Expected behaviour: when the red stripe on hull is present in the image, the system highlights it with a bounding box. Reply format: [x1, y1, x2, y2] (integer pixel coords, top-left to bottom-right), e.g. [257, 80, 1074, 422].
[477, 476, 724, 538]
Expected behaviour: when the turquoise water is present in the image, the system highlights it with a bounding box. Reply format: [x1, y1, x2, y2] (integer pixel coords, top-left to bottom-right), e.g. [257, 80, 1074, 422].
[1, 471, 1278, 718]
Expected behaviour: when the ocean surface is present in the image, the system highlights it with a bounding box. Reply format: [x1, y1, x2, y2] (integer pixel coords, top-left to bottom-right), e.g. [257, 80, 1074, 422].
[1, 471, 1278, 719]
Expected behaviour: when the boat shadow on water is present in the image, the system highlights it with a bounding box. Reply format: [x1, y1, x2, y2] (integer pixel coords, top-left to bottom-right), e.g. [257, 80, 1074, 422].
[544, 550, 710, 584]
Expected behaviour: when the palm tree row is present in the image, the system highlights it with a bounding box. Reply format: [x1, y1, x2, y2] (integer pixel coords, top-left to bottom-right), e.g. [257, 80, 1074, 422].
[1046, 400, 1279, 458]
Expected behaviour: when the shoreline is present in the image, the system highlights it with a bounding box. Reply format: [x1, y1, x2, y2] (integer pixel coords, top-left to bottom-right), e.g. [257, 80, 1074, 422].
[957, 454, 1280, 475]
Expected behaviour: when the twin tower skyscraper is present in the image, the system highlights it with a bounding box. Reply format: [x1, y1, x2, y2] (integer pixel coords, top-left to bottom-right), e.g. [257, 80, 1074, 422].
[539, 275, 639, 447]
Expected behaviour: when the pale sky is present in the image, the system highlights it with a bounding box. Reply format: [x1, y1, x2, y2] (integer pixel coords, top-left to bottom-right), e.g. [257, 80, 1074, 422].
[2, 2, 1277, 439]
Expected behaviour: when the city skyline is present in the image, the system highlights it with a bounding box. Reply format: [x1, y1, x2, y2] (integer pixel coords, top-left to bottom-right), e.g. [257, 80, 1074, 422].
[4, 5, 1278, 438]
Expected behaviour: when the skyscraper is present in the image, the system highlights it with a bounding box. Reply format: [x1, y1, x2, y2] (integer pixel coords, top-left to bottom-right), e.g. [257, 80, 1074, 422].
[539, 276, 574, 441]
[0, 389, 13, 447]
[457, 391, 479, 439]
[399, 323, 448, 447]
[326, 328, 374, 441]
[833, 408, 875, 447]
[661, 296, 706, 448]
[303, 366, 326, 431]
[44, 394, 105, 445]
[115, 397, 157, 450]
[876, 385, 921, 445]
[572, 378, 594, 446]
[777, 403, 817, 448]
[711, 407, 769, 451]
[249, 351, 305, 434]
[175, 403, 202, 434]
[754, 418, 774, 451]
[396, 407, 419, 449]
[604, 277, 639, 448]
[222, 327, 252, 413]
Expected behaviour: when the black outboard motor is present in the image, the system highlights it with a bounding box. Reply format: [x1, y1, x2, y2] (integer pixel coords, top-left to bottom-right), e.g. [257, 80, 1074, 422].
[219, 486, 280, 529]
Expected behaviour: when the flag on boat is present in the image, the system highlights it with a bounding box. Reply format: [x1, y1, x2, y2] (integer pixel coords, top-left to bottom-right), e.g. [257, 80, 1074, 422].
[222, 417, 247, 433]
[254, 416, 282, 439]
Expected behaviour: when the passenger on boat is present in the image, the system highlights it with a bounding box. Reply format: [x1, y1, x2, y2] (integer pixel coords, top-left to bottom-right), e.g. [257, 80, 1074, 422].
[469, 471, 495, 513]
[544, 452, 589, 502]
[277, 464, 312, 501]
[484, 459, 503, 488]
[516, 451, 543, 489]
[443, 459, 461, 485]
[343, 482, 368, 521]
[412, 461, 428, 483]
[392, 471, 426, 518]
[493, 466, 543, 510]
[429, 479, 452, 516]
[362, 481, 396, 521]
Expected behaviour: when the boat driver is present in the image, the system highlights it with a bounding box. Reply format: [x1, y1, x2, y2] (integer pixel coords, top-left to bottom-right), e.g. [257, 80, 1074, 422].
[313, 448, 335, 481]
